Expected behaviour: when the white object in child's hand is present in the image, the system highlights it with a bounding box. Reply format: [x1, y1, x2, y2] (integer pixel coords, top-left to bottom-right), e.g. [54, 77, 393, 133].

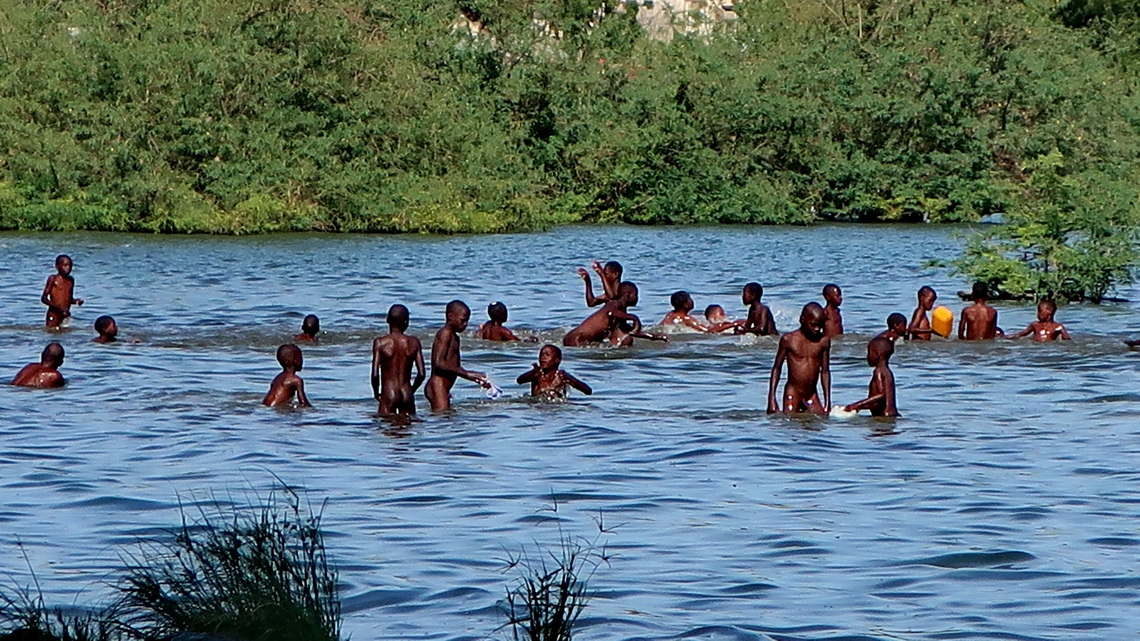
[830, 406, 858, 419]
[484, 382, 503, 400]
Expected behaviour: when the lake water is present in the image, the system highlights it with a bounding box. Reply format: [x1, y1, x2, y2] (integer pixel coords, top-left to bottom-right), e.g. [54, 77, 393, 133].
[2, 225, 1140, 641]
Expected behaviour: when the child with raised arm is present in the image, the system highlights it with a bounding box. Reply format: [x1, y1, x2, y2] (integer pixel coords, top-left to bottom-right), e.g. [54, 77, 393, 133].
[660, 291, 709, 332]
[959, 282, 1004, 340]
[262, 344, 311, 407]
[844, 337, 899, 417]
[425, 300, 489, 411]
[577, 260, 623, 307]
[516, 345, 592, 400]
[907, 286, 937, 341]
[876, 313, 908, 343]
[295, 315, 320, 343]
[477, 302, 523, 341]
[822, 284, 843, 338]
[371, 304, 426, 416]
[1010, 300, 1070, 342]
[767, 303, 831, 414]
[41, 254, 83, 329]
[736, 283, 778, 336]
[11, 342, 66, 388]
[563, 282, 666, 347]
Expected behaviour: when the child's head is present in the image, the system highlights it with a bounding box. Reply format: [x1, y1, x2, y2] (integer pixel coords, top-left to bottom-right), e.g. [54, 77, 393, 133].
[704, 304, 726, 322]
[742, 282, 763, 305]
[670, 290, 694, 313]
[887, 312, 907, 335]
[618, 281, 639, 306]
[445, 300, 471, 331]
[918, 285, 937, 309]
[823, 284, 843, 306]
[387, 304, 410, 331]
[55, 254, 73, 275]
[799, 302, 827, 340]
[538, 344, 562, 370]
[866, 336, 894, 366]
[276, 343, 303, 371]
[603, 261, 623, 281]
[94, 315, 118, 339]
[1037, 299, 1057, 322]
[41, 342, 65, 368]
[301, 314, 320, 336]
[971, 282, 989, 302]
[487, 301, 508, 323]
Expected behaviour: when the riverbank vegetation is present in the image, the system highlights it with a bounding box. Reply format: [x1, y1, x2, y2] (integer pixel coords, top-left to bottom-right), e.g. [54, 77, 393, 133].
[0, 1, 1136, 234]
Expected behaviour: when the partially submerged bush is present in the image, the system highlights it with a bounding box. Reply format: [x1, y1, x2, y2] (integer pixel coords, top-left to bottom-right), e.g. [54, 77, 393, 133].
[500, 535, 604, 641]
[119, 490, 340, 641]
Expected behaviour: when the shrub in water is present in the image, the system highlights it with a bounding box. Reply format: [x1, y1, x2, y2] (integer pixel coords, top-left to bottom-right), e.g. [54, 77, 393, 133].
[500, 535, 604, 641]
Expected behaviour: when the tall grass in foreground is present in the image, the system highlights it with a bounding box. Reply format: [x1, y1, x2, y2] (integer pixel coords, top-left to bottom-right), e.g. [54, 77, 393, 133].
[501, 535, 605, 641]
[0, 590, 124, 641]
[118, 491, 340, 641]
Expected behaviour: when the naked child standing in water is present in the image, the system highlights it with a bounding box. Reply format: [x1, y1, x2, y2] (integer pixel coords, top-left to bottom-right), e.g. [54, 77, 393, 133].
[41, 254, 83, 329]
[425, 300, 489, 411]
[371, 304, 426, 417]
[767, 302, 832, 415]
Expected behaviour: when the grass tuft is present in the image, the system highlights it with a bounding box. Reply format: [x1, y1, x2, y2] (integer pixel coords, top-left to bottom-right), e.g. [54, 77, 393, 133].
[500, 534, 604, 641]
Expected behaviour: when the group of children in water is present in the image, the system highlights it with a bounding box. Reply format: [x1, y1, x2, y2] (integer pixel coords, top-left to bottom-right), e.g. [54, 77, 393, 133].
[11, 254, 1080, 421]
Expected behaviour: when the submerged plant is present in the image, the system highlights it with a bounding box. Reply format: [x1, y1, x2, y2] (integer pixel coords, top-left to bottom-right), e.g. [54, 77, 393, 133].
[119, 489, 341, 641]
[500, 534, 605, 641]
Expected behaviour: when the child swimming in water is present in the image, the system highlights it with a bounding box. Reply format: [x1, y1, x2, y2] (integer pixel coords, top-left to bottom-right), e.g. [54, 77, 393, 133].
[11, 342, 66, 388]
[704, 304, 742, 334]
[93, 315, 118, 343]
[477, 301, 524, 341]
[516, 344, 592, 399]
[959, 282, 1004, 340]
[660, 291, 709, 332]
[843, 337, 899, 417]
[295, 315, 320, 343]
[737, 283, 778, 336]
[263, 344, 311, 407]
[1009, 300, 1070, 342]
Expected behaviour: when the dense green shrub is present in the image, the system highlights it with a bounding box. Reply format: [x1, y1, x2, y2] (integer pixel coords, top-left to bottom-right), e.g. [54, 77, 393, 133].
[0, 0, 1137, 233]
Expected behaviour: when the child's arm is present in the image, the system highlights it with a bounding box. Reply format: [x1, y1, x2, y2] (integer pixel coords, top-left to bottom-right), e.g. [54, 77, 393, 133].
[844, 394, 885, 412]
[906, 308, 931, 338]
[502, 327, 522, 341]
[766, 339, 788, 413]
[517, 364, 540, 385]
[294, 376, 312, 407]
[614, 311, 668, 342]
[681, 316, 709, 332]
[412, 344, 426, 392]
[432, 334, 487, 385]
[1009, 323, 1035, 339]
[1059, 325, 1071, 340]
[820, 340, 832, 412]
[579, 269, 606, 307]
[562, 371, 592, 395]
[370, 340, 382, 400]
[763, 308, 779, 336]
[957, 311, 967, 339]
[41, 276, 56, 307]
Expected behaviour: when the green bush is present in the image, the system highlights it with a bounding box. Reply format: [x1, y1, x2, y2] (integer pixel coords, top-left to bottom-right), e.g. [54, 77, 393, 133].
[0, 0, 1137, 233]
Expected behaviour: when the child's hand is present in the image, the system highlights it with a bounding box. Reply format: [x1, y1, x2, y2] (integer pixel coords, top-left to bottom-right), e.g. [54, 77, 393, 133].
[470, 371, 489, 386]
[576, 267, 589, 280]
[75, 298, 84, 306]
[592, 260, 603, 275]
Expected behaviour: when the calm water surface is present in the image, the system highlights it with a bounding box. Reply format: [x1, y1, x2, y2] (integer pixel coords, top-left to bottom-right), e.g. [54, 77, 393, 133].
[1, 226, 1139, 640]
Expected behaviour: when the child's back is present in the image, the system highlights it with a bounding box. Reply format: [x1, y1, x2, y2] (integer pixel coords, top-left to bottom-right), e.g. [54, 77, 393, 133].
[263, 344, 311, 407]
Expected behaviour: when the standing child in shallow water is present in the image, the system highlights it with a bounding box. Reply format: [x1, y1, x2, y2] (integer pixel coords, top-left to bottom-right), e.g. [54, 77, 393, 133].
[371, 304, 426, 416]
[578, 260, 623, 307]
[822, 284, 843, 338]
[477, 302, 523, 341]
[41, 254, 83, 329]
[907, 286, 937, 341]
[767, 303, 832, 414]
[11, 342, 66, 388]
[959, 282, 1003, 340]
[295, 315, 320, 343]
[736, 283, 778, 336]
[262, 344, 311, 407]
[1010, 300, 1070, 342]
[516, 345, 592, 400]
[426, 300, 489, 411]
[844, 337, 899, 417]
[661, 291, 708, 332]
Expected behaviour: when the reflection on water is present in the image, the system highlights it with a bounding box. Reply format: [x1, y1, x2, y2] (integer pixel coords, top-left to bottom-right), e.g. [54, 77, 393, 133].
[2, 226, 1140, 640]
